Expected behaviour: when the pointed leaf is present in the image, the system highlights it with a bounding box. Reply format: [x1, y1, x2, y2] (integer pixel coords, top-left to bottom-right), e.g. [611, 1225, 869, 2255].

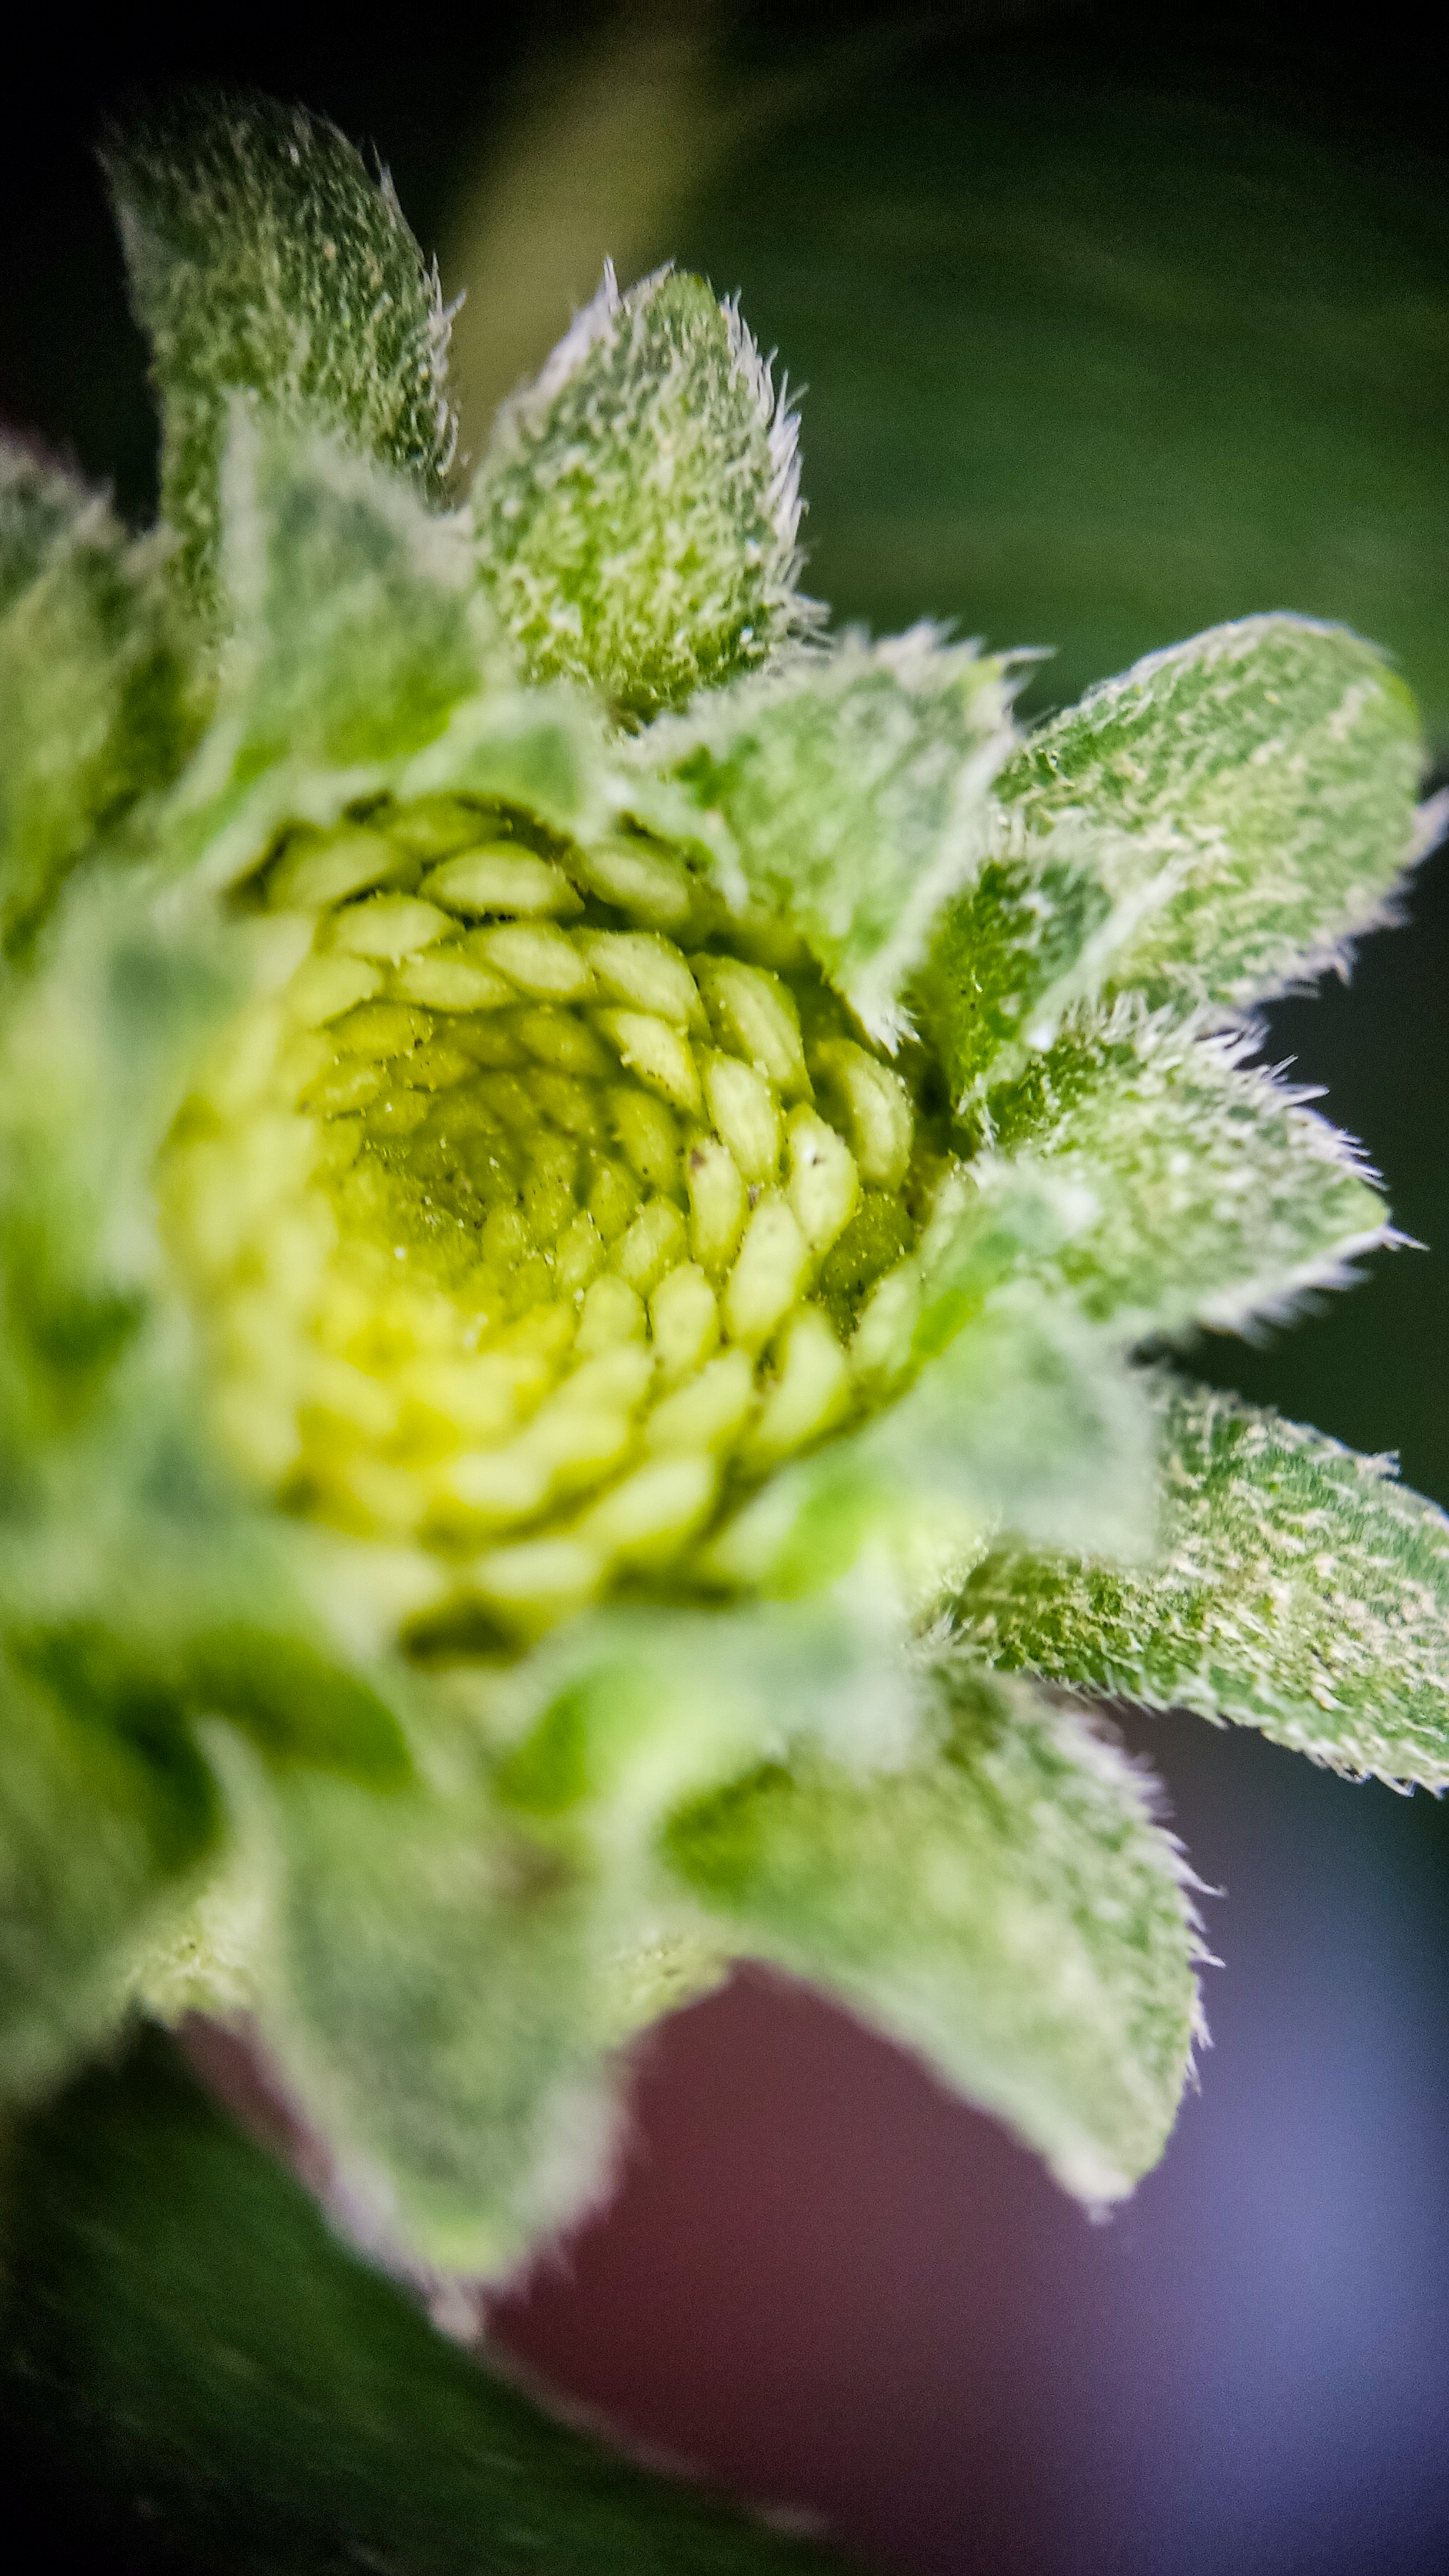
[474, 266, 810, 719]
[956, 1384, 1449, 1787]
[960, 1004, 1388, 1339]
[0, 437, 96, 616]
[104, 91, 455, 618]
[216, 420, 485, 774]
[643, 626, 1015, 1041]
[708, 1284, 1157, 1607]
[169, 422, 608, 888]
[242, 1750, 633, 2277]
[997, 615, 1423, 1014]
[0, 1643, 219, 2105]
[495, 1597, 919, 1843]
[0, 493, 203, 952]
[665, 1660, 1202, 2201]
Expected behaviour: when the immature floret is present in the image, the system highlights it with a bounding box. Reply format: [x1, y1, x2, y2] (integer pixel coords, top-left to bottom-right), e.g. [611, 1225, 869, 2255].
[162, 794, 947, 1639]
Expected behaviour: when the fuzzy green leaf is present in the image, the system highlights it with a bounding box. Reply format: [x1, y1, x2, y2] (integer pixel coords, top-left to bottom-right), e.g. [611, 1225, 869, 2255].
[643, 626, 1015, 1041]
[708, 1284, 1157, 1607]
[104, 91, 455, 618]
[473, 265, 809, 720]
[496, 1598, 919, 1843]
[956, 1005, 1388, 1340]
[215, 422, 485, 777]
[0, 1644, 218, 2105]
[997, 615, 1423, 1014]
[0, 488, 202, 953]
[232, 1593, 921, 2272]
[169, 422, 608, 888]
[665, 1660, 1202, 2201]
[916, 615, 1423, 1105]
[244, 1753, 633, 2277]
[0, 438, 95, 616]
[1, 2028, 857, 2574]
[956, 1385, 1449, 1787]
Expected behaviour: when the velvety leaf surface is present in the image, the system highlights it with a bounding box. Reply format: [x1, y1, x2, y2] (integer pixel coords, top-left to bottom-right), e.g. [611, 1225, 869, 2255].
[0, 2026, 859, 2573]
[104, 92, 455, 617]
[665, 1660, 1202, 2204]
[0, 490, 202, 954]
[0, 1653, 217, 2105]
[709, 1286, 1157, 1606]
[474, 267, 807, 720]
[0, 438, 96, 617]
[644, 628, 1014, 1041]
[956, 1385, 1449, 1788]
[916, 617, 1422, 1105]
[963, 1005, 1388, 1339]
[214, 425, 485, 779]
[245, 1753, 631, 2280]
[172, 425, 608, 888]
[995, 615, 1423, 1012]
[0, 876, 234, 1481]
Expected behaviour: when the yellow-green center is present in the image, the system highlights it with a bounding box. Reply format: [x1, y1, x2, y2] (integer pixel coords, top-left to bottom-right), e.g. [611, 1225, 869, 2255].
[163, 796, 944, 1640]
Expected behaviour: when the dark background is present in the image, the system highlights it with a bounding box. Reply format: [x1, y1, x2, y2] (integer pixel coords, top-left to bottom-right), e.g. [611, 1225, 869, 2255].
[4, 6, 1448, 2570]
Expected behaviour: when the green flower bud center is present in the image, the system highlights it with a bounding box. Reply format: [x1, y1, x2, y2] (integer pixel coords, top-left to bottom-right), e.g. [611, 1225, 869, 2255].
[162, 798, 943, 1638]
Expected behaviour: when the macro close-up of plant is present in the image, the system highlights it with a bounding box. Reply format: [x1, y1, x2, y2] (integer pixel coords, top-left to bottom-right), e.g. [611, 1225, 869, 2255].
[3, 69, 1448, 2574]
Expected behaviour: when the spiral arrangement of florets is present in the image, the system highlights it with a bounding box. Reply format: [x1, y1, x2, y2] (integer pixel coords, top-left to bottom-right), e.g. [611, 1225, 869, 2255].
[165, 794, 949, 1638]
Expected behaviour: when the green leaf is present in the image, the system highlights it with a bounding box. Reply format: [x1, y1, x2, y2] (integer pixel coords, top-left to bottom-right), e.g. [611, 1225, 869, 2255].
[0, 437, 94, 617]
[641, 626, 1015, 1041]
[247, 1587, 924, 2272]
[474, 265, 811, 720]
[0, 878, 237, 1480]
[214, 420, 486, 778]
[955, 1384, 1449, 1788]
[910, 834, 1120, 1105]
[995, 615, 1423, 1014]
[167, 420, 610, 889]
[707, 1283, 1157, 1608]
[496, 1597, 919, 1840]
[665, 1660, 1202, 2202]
[0, 1644, 218, 2106]
[0, 485, 203, 954]
[104, 91, 455, 620]
[1, 2026, 858, 2572]
[959, 1004, 1388, 1340]
[243, 1750, 635, 2277]
[914, 615, 1423, 1106]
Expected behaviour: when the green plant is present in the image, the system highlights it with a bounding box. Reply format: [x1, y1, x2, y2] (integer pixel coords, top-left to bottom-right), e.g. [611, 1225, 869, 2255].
[2, 81, 1446, 2389]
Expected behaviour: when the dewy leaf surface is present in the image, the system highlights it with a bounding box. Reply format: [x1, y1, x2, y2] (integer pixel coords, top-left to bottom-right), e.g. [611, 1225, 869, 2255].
[962, 1004, 1388, 1339]
[474, 266, 808, 719]
[104, 93, 455, 617]
[956, 1385, 1449, 1787]
[645, 626, 1015, 1041]
[994, 614, 1423, 1013]
[665, 1661, 1202, 2203]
